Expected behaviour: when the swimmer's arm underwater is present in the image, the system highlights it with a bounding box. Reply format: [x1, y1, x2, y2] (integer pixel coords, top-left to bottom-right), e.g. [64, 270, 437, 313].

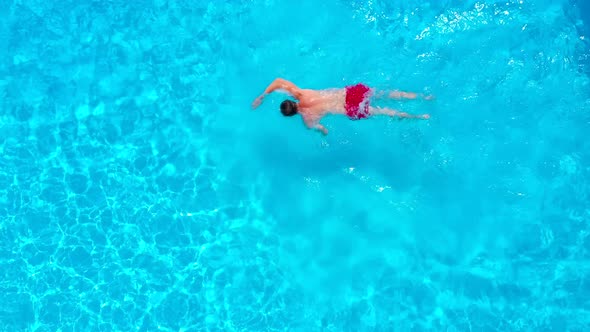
[313, 123, 328, 136]
[303, 118, 328, 136]
[252, 78, 302, 109]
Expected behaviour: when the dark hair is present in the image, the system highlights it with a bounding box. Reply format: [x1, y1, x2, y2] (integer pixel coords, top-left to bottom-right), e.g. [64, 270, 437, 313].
[280, 100, 298, 116]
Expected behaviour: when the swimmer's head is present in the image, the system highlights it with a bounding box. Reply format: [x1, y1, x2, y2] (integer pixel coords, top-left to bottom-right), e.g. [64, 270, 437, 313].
[280, 100, 298, 117]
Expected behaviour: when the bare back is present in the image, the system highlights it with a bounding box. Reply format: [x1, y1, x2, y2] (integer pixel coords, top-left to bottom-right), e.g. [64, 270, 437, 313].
[296, 88, 346, 124]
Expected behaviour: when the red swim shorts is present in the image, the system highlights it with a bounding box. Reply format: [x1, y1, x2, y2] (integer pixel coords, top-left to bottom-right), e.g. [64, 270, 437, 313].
[345, 83, 372, 120]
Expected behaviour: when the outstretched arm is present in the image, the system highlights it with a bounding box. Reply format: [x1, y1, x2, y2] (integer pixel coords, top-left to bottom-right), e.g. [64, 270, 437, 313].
[252, 78, 302, 109]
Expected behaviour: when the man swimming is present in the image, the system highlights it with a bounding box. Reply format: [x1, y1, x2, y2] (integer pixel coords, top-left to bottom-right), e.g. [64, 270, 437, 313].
[251, 78, 432, 135]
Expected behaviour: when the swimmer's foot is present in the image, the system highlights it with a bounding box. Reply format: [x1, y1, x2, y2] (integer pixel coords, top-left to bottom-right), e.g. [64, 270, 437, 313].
[421, 114, 430, 119]
[416, 93, 435, 101]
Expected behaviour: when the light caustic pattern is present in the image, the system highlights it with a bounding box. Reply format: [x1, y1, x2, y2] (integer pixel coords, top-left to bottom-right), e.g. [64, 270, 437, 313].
[1, 0, 589, 331]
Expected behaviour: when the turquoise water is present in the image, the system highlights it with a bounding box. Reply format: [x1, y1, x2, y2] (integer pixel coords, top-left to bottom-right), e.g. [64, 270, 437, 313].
[1, 0, 589, 331]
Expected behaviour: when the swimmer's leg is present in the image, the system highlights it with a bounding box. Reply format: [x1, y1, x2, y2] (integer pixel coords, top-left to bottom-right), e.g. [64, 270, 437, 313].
[370, 106, 430, 119]
[372, 89, 434, 101]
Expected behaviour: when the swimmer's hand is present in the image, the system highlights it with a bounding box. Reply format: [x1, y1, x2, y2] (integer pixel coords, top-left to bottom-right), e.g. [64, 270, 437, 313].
[304, 119, 328, 136]
[252, 95, 265, 109]
[315, 124, 328, 136]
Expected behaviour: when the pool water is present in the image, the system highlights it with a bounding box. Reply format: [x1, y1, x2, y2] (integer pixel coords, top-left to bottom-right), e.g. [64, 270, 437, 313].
[1, 0, 589, 331]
